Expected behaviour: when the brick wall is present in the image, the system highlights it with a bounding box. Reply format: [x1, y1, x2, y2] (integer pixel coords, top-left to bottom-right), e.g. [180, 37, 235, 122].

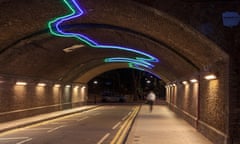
[0, 75, 87, 123]
[166, 59, 229, 144]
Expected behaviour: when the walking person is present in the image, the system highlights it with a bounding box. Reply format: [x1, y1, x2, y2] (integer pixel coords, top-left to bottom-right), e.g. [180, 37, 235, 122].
[146, 90, 156, 112]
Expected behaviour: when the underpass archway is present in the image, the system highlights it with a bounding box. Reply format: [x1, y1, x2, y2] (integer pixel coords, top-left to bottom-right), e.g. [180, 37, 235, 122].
[0, 0, 234, 143]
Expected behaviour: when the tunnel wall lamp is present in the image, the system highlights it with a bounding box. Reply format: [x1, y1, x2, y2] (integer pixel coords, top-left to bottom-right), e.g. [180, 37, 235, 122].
[37, 83, 46, 87]
[16, 82, 27, 86]
[65, 85, 71, 88]
[204, 74, 217, 80]
[48, 0, 159, 69]
[74, 86, 79, 89]
[54, 84, 61, 88]
[190, 79, 198, 83]
[182, 81, 188, 85]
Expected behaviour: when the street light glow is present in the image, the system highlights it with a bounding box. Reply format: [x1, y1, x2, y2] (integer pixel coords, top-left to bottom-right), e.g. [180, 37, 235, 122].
[93, 80, 98, 84]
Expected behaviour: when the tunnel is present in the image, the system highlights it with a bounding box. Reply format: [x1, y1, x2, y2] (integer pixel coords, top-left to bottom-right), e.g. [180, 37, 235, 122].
[0, 0, 239, 144]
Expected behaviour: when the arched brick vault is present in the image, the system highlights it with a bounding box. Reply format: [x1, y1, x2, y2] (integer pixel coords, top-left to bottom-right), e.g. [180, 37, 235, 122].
[0, 0, 240, 143]
[0, 0, 228, 84]
[0, 0, 236, 143]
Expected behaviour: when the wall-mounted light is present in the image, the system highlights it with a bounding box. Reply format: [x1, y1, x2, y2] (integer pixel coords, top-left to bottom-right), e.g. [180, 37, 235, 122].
[16, 82, 27, 86]
[172, 84, 177, 87]
[54, 84, 61, 88]
[165, 85, 169, 88]
[82, 86, 86, 89]
[37, 83, 46, 87]
[190, 79, 198, 83]
[204, 74, 216, 80]
[182, 81, 188, 85]
[65, 85, 71, 88]
[74, 86, 79, 89]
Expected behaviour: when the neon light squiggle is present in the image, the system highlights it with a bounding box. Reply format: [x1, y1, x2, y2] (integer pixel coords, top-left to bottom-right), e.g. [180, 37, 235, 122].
[104, 57, 154, 69]
[48, 0, 159, 69]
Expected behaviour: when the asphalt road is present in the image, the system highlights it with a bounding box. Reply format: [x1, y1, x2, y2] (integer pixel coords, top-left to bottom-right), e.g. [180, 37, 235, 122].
[0, 105, 137, 144]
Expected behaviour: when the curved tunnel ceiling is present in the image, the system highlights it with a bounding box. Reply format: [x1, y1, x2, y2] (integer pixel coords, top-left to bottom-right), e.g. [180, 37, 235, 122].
[0, 0, 228, 84]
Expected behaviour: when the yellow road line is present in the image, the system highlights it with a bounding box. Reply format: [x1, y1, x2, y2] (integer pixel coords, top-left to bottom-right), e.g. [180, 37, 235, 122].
[110, 106, 140, 144]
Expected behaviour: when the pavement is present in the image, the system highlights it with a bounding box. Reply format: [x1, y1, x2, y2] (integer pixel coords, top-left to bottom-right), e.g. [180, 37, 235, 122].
[0, 104, 213, 144]
[126, 104, 213, 144]
[0, 105, 98, 133]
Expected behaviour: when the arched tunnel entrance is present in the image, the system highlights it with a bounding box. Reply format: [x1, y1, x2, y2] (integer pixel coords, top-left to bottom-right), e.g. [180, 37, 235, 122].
[87, 68, 166, 104]
[0, 0, 239, 144]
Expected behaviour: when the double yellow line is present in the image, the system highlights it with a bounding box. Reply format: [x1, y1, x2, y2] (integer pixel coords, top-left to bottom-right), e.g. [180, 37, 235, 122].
[111, 106, 140, 144]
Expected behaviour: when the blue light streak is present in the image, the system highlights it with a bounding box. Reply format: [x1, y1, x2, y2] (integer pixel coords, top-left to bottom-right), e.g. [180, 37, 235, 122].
[48, 0, 159, 69]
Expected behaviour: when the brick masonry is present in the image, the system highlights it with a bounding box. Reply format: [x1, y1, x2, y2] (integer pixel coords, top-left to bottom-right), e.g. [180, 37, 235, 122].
[0, 75, 87, 123]
[0, 0, 239, 143]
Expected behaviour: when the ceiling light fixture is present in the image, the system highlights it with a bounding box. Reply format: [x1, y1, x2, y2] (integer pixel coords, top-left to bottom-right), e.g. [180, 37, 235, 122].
[63, 44, 85, 53]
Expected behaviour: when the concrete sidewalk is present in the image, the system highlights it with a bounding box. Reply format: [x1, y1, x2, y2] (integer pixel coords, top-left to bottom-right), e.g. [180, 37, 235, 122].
[126, 105, 213, 144]
[0, 105, 98, 133]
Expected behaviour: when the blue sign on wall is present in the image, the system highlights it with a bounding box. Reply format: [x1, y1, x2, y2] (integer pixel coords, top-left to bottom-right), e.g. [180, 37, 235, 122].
[222, 11, 240, 27]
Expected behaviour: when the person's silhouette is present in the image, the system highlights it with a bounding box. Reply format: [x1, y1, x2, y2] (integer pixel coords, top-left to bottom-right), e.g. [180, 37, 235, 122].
[147, 90, 156, 112]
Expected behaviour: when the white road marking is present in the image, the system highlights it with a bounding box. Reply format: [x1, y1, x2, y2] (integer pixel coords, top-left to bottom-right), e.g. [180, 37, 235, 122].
[60, 119, 79, 121]
[122, 115, 128, 121]
[92, 113, 101, 116]
[16, 138, 32, 144]
[112, 122, 122, 130]
[77, 116, 89, 121]
[49, 122, 67, 125]
[47, 125, 66, 133]
[0, 137, 29, 140]
[25, 128, 51, 131]
[97, 133, 110, 144]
